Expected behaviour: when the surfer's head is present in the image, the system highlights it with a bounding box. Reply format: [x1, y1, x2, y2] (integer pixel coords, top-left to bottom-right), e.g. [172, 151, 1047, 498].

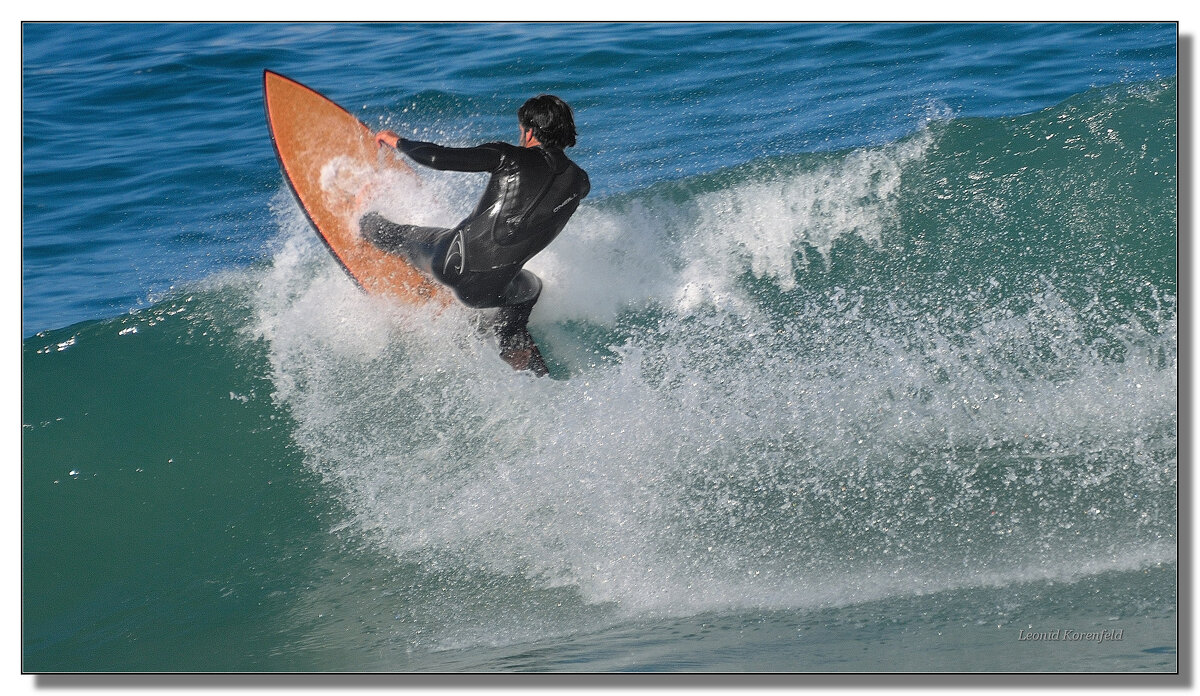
[518, 95, 577, 149]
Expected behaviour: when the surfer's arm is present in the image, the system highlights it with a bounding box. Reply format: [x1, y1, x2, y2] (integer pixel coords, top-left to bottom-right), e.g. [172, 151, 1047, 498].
[399, 139, 504, 173]
[393, 137, 505, 173]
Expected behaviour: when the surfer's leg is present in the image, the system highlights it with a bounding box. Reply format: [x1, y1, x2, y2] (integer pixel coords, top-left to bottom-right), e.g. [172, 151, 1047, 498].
[360, 212, 444, 253]
[359, 212, 453, 276]
[490, 270, 548, 376]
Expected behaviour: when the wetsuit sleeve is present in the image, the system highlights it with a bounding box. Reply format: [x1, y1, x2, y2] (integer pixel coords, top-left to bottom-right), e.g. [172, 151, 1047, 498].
[397, 139, 505, 173]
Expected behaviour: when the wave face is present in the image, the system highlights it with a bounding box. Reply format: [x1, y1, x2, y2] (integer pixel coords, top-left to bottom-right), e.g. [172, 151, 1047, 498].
[22, 21, 1177, 672]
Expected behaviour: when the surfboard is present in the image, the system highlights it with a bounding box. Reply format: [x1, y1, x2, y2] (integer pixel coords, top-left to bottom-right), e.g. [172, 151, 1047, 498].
[263, 70, 448, 303]
[263, 70, 549, 376]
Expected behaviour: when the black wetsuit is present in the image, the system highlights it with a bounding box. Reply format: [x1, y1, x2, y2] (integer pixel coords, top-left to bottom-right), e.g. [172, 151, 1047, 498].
[361, 138, 589, 368]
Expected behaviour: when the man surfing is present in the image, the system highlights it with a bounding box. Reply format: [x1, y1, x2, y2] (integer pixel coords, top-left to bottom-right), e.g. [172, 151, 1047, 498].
[361, 94, 590, 377]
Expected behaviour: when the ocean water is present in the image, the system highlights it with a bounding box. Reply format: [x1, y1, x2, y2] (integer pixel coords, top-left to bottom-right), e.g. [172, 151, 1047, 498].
[21, 23, 1178, 673]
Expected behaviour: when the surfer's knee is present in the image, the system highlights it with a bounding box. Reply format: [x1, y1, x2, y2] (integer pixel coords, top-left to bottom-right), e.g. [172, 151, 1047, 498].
[503, 270, 542, 307]
[492, 273, 542, 342]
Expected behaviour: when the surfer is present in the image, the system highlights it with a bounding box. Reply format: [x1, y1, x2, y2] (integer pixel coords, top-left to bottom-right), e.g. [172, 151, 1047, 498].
[361, 94, 589, 376]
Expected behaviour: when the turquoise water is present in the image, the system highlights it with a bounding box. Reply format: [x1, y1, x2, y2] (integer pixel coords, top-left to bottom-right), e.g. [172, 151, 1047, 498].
[22, 23, 1177, 672]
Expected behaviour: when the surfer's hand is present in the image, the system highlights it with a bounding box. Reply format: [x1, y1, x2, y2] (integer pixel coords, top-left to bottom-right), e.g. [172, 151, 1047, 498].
[375, 130, 400, 149]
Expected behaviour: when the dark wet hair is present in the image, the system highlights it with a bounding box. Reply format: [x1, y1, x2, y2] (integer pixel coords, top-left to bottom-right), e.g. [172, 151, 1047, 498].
[518, 94, 577, 148]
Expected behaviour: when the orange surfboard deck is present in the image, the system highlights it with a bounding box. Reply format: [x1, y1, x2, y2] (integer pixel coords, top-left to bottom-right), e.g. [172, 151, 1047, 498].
[263, 70, 449, 304]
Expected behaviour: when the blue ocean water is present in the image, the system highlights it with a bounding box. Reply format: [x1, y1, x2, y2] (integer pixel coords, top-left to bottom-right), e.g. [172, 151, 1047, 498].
[22, 23, 1177, 673]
